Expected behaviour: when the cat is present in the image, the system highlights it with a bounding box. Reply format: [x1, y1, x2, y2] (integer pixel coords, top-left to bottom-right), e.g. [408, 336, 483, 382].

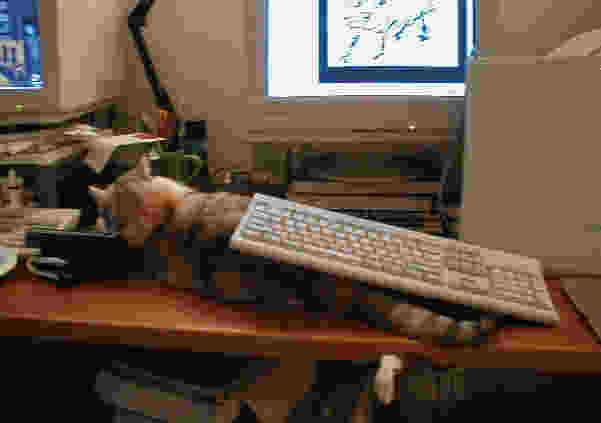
[89, 156, 500, 346]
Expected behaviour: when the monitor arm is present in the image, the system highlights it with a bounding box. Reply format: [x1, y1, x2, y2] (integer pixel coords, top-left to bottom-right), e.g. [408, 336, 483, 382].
[128, 0, 179, 148]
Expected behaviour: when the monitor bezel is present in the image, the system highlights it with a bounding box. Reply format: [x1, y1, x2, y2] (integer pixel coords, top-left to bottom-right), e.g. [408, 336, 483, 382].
[247, 0, 472, 134]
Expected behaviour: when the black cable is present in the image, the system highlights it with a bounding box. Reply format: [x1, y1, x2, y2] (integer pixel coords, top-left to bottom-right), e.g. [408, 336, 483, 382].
[128, 0, 174, 112]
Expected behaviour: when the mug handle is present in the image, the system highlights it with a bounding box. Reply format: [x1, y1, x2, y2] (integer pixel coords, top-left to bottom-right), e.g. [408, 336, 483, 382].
[181, 155, 205, 184]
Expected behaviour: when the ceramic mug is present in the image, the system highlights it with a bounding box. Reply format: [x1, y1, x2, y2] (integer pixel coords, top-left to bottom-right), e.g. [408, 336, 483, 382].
[154, 152, 205, 185]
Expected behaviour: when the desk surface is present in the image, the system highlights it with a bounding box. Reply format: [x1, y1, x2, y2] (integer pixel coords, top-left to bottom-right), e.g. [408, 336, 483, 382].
[0, 265, 599, 374]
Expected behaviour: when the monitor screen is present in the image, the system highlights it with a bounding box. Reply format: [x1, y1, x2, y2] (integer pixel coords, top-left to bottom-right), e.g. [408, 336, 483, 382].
[0, 0, 43, 92]
[267, 0, 475, 98]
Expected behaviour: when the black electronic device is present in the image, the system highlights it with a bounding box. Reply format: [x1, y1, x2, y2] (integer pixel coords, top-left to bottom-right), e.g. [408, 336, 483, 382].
[25, 230, 144, 286]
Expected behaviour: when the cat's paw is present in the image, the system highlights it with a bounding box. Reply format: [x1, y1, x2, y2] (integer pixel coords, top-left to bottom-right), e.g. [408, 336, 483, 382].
[95, 217, 106, 232]
[375, 355, 404, 405]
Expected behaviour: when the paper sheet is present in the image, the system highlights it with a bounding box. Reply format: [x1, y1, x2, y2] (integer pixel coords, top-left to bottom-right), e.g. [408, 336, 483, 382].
[84, 133, 166, 173]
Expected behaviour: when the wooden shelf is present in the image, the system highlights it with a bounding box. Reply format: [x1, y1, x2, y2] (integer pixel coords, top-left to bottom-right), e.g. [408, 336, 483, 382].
[245, 129, 456, 152]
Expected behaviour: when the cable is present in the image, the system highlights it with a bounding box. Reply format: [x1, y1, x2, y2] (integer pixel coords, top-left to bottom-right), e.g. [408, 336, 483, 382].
[26, 256, 61, 281]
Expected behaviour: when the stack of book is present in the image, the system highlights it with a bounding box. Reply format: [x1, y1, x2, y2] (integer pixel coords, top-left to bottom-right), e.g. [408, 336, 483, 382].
[287, 181, 444, 236]
[95, 357, 279, 423]
[0, 126, 87, 165]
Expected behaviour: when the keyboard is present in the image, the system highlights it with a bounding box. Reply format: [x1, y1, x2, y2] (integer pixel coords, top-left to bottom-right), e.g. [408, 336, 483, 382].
[230, 194, 560, 326]
[0, 208, 81, 256]
[328, 208, 444, 236]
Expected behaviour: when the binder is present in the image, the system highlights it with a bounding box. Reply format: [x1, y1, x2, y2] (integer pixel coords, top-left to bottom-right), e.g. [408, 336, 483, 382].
[562, 278, 601, 343]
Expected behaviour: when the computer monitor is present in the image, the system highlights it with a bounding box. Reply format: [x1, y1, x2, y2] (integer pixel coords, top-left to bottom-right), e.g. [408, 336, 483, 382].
[0, 0, 128, 124]
[246, 0, 477, 146]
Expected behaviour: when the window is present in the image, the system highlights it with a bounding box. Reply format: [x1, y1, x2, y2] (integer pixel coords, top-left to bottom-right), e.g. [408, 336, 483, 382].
[10, 46, 15, 64]
[2, 45, 6, 63]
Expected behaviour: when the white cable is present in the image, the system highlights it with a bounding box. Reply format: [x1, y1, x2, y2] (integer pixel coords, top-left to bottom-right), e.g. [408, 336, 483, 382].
[26, 256, 63, 281]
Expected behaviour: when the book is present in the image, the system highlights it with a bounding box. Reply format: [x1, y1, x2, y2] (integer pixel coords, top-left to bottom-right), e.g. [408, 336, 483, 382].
[96, 370, 217, 423]
[286, 194, 434, 211]
[95, 358, 278, 423]
[113, 409, 165, 423]
[289, 181, 442, 196]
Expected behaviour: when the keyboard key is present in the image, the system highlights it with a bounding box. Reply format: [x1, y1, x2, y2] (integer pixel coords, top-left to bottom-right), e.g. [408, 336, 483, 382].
[389, 265, 406, 276]
[461, 275, 490, 293]
[363, 260, 382, 271]
[445, 270, 463, 289]
[423, 272, 442, 285]
[406, 265, 424, 280]
[498, 292, 529, 305]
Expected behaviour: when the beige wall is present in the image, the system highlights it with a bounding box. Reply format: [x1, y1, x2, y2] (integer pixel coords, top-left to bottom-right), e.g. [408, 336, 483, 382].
[122, 0, 601, 174]
[57, 0, 129, 112]
[123, 0, 252, 174]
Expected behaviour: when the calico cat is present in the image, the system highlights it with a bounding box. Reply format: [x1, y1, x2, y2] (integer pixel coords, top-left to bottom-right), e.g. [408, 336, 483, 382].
[89, 156, 500, 346]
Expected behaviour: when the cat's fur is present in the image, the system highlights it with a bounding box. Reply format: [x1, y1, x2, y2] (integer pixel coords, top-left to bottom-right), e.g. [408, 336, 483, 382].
[89, 156, 500, 346]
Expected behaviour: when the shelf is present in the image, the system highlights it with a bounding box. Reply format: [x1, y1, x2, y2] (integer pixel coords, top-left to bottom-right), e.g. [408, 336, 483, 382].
[245, 128, 457, 152]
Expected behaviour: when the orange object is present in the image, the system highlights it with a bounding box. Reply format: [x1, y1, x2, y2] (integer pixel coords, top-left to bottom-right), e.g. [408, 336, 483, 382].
[158, 109, 177, 139]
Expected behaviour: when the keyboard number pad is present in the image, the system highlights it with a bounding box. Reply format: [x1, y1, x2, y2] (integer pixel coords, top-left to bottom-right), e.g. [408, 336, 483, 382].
[489, 267, 552, 310]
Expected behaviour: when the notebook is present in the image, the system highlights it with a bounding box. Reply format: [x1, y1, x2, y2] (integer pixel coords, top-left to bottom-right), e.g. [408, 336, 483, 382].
[562, 279, 601, 343]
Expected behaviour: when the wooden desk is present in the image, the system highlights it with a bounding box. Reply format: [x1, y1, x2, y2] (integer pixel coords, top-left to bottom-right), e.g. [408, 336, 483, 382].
[0, 265, 599, 374]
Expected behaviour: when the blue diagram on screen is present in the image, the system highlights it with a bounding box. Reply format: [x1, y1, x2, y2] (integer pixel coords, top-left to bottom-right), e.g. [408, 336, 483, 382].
[319, 0, 472, 84]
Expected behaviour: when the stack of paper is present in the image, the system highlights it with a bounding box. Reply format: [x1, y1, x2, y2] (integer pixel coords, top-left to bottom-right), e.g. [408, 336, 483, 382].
[83, 132, 166, 173]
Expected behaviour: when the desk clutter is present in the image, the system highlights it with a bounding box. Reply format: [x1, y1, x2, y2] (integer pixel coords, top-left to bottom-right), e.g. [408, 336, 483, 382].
[0, 126, 87, 165]
[93, 349, 375, 423]
[0, 207, 80, 256]
[59, 157, 503, 347]
[67, 125, 167, 173]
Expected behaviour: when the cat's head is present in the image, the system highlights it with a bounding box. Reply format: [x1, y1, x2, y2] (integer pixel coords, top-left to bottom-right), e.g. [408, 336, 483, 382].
[88, 156, 193, 247]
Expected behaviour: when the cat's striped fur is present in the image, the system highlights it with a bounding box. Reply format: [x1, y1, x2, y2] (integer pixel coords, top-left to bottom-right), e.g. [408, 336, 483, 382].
[89, 157, 500, 346]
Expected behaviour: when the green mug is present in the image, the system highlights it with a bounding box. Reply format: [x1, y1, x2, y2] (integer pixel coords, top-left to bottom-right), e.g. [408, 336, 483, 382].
[154, 152, 205, 185]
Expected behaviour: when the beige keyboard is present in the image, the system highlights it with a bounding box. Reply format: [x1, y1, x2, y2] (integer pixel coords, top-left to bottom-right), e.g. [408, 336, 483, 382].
[230, 194, 560, 326]
[0, 208, 81, 256]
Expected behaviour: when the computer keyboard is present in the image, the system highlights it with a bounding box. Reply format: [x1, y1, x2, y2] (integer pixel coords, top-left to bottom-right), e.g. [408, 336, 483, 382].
[0, 208, 81, 256]
[230, 194, 560, 326]
[328, 208, 444, 236]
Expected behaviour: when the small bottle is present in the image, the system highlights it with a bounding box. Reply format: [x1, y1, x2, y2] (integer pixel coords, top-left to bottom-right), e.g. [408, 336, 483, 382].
[7, 169, 22, 209]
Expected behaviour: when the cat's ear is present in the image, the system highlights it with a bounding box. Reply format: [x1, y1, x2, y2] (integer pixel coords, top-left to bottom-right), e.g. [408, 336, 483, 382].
[133, 154, 152, 179]
[88, 186, 111, 208]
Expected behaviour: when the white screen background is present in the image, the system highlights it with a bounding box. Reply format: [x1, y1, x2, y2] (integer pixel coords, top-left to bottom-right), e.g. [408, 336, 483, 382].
[267, 0, 473, 98]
